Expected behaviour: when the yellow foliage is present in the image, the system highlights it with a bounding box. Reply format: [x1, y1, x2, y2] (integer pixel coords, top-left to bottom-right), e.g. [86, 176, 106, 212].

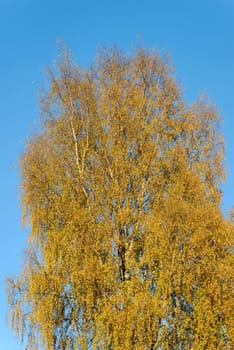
[7, 46, 234, 349]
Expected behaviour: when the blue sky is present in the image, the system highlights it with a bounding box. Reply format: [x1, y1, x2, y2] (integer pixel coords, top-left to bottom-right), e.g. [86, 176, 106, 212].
[0, 1, 233, 349]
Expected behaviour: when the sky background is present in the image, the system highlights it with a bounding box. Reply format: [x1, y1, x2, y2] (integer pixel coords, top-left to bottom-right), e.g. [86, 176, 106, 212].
[0, 0, 233, 349]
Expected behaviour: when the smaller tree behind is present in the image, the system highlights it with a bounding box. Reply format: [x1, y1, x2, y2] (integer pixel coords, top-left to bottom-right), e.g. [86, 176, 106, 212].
[7, 46, 234, 350]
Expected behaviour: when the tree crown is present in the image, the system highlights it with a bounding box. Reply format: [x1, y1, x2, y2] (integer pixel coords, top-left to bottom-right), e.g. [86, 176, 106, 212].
[7, 46, 234, 350]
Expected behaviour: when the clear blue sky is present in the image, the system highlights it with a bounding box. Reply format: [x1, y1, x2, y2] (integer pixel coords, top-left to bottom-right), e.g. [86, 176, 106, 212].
[0, 1, 233, 349]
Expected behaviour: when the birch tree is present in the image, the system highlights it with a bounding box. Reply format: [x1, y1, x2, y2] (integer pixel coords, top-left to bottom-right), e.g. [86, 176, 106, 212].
[7, 47, 234, 350]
